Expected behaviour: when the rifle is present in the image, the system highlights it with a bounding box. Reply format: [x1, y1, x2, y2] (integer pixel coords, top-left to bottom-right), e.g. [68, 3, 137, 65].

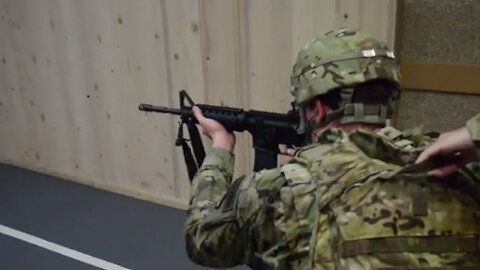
[139, 90, 305, 181]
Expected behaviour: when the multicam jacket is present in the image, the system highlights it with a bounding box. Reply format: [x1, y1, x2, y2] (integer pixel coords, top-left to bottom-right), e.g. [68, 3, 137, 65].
[185, 127, 480, 270]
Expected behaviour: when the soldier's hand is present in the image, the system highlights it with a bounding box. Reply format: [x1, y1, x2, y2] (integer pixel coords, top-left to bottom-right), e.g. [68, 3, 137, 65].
[278, 144, 295, 156]
[192, 106, 236, 152]
[416, 127, 477, 178]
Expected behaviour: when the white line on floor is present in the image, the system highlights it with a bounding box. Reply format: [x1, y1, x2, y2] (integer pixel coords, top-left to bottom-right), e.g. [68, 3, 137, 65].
[0, 224, 132, 270]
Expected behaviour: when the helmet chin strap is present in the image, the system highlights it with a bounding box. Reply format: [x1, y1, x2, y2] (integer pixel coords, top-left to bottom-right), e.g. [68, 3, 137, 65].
[303, 87, 393, 136]
[339, 87, 393, 125]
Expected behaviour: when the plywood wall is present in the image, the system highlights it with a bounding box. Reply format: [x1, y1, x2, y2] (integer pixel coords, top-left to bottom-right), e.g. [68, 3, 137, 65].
[0, 0, 397, 209]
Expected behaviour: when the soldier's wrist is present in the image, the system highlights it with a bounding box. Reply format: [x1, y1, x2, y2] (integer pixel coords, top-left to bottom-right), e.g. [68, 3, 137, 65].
[212, 141, 234, 152]
[211, 133, 235, 152]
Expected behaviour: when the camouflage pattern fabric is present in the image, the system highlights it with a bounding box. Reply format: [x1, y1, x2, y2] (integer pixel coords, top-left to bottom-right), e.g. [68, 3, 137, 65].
[467, 114, 480, 142]
[185, 127, 480, 269]
[290, 29, 399, 105]
[467, 114, 480, 158]
[289, 29, 400, 129]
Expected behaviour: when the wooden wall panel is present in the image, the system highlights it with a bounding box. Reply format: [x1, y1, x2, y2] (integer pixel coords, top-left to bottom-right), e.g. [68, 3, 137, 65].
[0, 0, 396, 209]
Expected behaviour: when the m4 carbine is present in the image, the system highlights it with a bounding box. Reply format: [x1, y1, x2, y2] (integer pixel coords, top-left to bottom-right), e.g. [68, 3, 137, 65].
[139, 90, 305, 181]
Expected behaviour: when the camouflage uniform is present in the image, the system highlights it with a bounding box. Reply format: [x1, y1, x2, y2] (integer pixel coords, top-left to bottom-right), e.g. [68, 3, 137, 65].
[185, 30, 480, 269]
[467, 114, 480, 157]
[186, 127, 480, 269]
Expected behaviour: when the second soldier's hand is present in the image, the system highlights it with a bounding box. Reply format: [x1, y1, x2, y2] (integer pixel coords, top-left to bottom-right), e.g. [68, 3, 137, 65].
[192, 106, 236, 152]
[416, 127, 477, 178]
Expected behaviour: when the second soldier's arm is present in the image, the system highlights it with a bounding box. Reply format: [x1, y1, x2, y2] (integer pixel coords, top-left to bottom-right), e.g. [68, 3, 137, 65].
[416, 113, 480, 178]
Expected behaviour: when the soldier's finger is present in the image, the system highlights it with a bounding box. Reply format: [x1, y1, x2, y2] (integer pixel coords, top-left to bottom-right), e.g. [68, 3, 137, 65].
[278, 145, 295, 156]
[416, 143, 442, 164]
[192, 106, 207, 126]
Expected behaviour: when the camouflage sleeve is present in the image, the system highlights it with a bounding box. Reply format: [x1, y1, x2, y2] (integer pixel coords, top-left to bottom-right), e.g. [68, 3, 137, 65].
[466, 114, 480, 158]
[184, 148, 251, 267]
[466, 114, 480, 142]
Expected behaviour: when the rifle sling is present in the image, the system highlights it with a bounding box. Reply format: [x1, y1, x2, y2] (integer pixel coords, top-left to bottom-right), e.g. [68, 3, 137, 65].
[176, 122, 198, 181]
[187, 120, 206, 166]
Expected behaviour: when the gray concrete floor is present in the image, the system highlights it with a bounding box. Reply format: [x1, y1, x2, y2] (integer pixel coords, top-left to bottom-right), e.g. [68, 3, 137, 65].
[0, 163, 247, 270]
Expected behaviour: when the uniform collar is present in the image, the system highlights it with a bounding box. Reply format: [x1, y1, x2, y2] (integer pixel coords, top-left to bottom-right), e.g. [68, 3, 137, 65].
[314, 127, 435, 166]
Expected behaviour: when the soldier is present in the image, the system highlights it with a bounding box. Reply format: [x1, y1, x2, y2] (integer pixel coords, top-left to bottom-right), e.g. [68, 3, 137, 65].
[416, 114, 480, 178]
[185, 29, 480, 269]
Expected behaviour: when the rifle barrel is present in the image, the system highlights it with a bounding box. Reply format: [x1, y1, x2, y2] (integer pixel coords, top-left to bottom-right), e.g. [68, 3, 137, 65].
[138, 104, 187, 115]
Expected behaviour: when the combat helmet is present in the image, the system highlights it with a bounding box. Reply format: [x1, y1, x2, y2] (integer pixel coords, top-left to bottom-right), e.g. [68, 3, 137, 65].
[291, 29, 400, 130]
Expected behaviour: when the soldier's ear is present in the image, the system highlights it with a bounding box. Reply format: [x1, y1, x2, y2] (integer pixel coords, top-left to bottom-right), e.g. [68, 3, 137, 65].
[315, 99, 327, 123]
